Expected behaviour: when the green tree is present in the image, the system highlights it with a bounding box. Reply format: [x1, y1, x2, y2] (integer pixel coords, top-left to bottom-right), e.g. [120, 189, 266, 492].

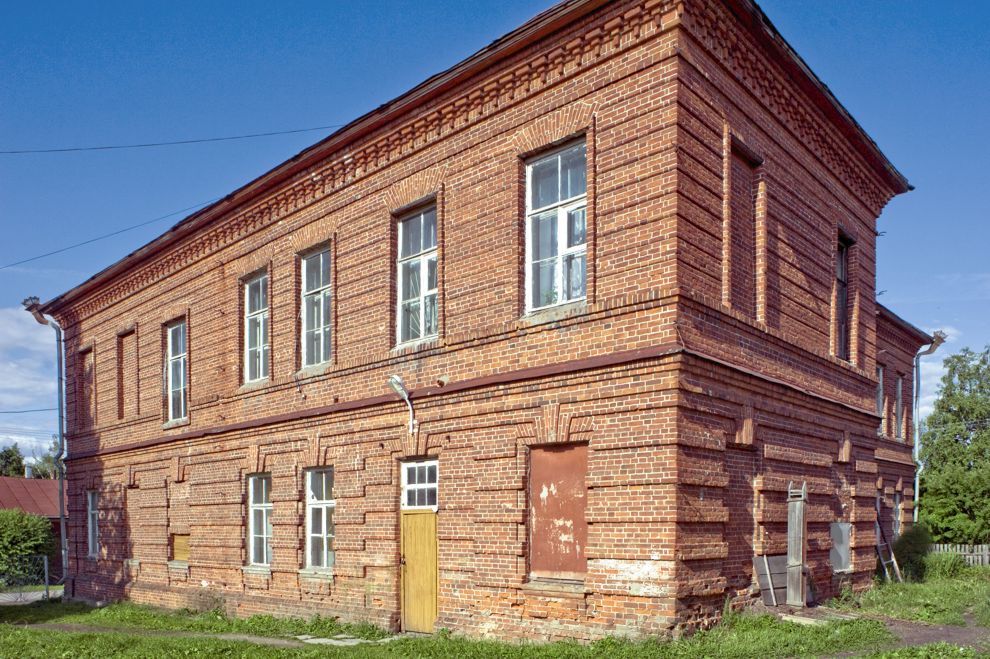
[919, 346, 990, 543]
[0, 509, 54, 584]
[30, 439, 60, 480]
[0, 444, 25, 478]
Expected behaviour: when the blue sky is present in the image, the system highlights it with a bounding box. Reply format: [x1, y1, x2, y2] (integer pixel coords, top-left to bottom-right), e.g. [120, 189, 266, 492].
[1, 1, 987, 454]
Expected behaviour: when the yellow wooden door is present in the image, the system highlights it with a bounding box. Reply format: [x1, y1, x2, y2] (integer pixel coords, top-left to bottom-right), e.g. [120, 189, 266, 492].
[400, 509, 438, 632]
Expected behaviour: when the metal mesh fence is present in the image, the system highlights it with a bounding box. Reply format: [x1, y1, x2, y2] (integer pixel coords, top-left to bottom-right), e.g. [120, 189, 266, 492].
[0, 555, 54, 604]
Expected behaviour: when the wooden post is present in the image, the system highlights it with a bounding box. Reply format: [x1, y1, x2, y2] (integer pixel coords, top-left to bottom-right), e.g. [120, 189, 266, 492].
[786, 481, 807, 607]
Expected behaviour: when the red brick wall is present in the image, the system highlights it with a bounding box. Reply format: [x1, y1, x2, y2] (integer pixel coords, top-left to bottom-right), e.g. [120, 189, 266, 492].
[50, 0, 926, 640]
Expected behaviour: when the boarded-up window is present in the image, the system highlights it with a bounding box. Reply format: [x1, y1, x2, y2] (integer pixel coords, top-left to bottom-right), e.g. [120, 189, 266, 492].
[830, 522, 851, 572]
[529, 443, 588, 580]
[728, 151, 758, 318]
[172, 534, 190, 562]
[117, 330, 138, 420]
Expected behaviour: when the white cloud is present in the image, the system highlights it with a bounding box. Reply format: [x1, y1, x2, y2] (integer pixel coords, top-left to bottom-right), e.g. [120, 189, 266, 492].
[0, 307, 58, 452]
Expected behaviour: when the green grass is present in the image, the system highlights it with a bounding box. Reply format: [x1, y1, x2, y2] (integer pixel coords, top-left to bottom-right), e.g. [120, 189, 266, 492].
[831, 567, 990, 627]
[0, 599, 388, 640]
[866, 643, 982, 658]
[0, 604, 895, 658]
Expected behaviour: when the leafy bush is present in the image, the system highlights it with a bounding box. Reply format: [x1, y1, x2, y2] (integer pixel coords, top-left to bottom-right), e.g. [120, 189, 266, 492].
[0, 509, 54, 583]
[923, 552, 967, 580]
[892, 523, 932, 581]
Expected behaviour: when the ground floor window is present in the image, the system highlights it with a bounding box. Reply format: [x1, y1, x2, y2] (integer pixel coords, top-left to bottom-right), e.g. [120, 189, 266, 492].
[248, 474, 272, 566]
[305, 468, 335, 569]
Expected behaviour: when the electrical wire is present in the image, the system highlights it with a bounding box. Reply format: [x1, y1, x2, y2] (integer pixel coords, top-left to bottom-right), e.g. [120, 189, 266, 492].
[0, 123, 345, 155]
[0, 197, 222, 271]
[0, 408, 56, 414]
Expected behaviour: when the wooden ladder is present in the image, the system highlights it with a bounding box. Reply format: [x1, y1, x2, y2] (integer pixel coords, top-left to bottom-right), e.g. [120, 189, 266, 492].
[875, 522, 903, 582]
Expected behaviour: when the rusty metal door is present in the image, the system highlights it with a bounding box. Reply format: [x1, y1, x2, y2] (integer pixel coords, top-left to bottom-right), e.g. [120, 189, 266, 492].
[529, 443, 588, 580]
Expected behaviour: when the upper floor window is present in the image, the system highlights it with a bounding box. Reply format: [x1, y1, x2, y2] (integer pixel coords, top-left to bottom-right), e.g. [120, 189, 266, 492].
[895, 375, 905, 440]
[244, 273, 270, 382]
[835, 238, 852, 361]
[301, 249, 332, 367]
[248, 474, 272, 566]
[876, 365, 885, 435]
[165, 320, 187, 421]
[526, 141, 587, 311]
[397, 207, 438, 344]
[305, 468, 335, 569]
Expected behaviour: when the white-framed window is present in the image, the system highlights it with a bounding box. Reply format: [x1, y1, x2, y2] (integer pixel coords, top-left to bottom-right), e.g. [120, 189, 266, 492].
[396, 207, 438, 344]
[305, 468, 335, 569]
[893, 492, 902, 539]
[301, 249, 332, 367]
[165, 320, 187, 421]
[895, 375, 904, 440]
[244, 273, 270, 383]
[876, 365, 885, 435]
[525, 140, 587, 311]
[86, 490, 99, 558]
[401, 459, 438, 510]
[248, 474, 273, 566]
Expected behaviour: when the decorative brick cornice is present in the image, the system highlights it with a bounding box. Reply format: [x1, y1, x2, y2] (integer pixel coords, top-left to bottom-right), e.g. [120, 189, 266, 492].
[60, 0, 677, 324]
[682, 0, 893, 214]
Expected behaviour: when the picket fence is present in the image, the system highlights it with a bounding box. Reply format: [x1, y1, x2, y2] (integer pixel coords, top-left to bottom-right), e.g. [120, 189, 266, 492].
[930, 543, 990, 566]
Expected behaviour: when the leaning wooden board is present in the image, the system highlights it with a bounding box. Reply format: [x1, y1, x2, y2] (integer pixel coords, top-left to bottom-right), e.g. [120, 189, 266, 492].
[753, 554, 788, 606]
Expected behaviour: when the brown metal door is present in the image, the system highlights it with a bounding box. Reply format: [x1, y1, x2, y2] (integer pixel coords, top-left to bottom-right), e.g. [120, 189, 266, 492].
[529, 443, 588, 580]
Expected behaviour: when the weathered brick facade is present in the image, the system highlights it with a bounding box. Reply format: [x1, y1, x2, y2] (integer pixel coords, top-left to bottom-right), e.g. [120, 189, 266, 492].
[35, 0, 931, 640]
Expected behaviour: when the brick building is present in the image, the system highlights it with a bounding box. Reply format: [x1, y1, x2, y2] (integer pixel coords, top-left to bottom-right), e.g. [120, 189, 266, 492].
[29, 0, 934, 640]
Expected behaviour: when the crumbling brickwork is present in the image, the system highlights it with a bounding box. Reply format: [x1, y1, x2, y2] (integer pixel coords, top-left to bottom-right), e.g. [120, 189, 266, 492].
[38, 0, 929, 641]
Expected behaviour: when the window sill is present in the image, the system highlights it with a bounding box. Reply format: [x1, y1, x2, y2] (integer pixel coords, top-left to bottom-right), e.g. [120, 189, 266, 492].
[391, 336, 440, 356]
[239, 378, 271, 394]
[832, 568, 854, 575]
[521, 300, 588, 326]
[295, 362, 333, 380]
[297, 568, 334, 580]
[167, 560, 189, 573]
[124, 559, 141, 569]
[162, 418, 189, 431]
[241, 565, 271, 577]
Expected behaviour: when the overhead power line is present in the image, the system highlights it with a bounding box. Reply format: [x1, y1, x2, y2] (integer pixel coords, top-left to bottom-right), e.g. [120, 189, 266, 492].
[0, 123, 345, 155]
[0, 197, 222, 271]
[0, 408, 56, 414]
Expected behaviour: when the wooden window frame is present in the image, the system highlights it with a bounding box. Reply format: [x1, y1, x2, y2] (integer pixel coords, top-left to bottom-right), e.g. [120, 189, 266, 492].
[247, 474, 273, 566]
[86, 490, 99, 558]
[164, 319, 188, 422]
[300, 248, 332, 368]
[400, 459, 438, 511]
[395, 207, 439, 345]
[524, 140, 588, 313]
[835, 236, 853, 361]
[243, 271, 270, 383]
[304, 468, 336, 570]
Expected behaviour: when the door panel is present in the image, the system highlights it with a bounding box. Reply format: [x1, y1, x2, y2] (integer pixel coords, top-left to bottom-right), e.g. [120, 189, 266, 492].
[400, 510, 437, 632]
[529, 443, 588, 580]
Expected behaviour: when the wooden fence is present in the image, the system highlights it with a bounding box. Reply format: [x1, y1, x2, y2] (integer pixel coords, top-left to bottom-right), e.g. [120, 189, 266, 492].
[930, 543, 990, 566]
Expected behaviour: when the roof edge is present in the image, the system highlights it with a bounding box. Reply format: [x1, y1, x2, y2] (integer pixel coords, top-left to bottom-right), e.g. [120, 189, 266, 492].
[877, 303, 933, 346]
